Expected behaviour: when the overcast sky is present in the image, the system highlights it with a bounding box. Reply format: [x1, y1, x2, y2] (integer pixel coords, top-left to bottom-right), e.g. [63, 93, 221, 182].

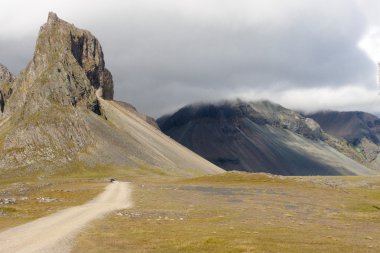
[2, 0, 380, 117]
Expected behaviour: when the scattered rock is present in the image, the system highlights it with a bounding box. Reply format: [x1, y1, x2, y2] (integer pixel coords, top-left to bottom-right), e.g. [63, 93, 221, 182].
[116, 210, 187, 221]
[116, 212, 142, 218]
[37, 197, 60, 203]
[0, 198, 16, 205]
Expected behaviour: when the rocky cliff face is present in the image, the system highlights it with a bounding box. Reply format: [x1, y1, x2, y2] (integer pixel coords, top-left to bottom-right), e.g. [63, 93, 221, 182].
[0, 64, 14, 113]
[0, 12, 115, 169]
[0, 64, 14, 84]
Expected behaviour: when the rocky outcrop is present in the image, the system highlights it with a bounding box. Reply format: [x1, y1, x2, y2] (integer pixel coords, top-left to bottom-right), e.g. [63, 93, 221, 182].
[5, 12, 113, 118]
[0, 64, 14, 84]
[0, 107, 91, 169]
[0, 64, 14, 113]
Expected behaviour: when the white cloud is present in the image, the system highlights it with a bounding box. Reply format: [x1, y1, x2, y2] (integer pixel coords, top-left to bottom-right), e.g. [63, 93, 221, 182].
[359, 28, 380, 62]
[236, 85, 380, 114]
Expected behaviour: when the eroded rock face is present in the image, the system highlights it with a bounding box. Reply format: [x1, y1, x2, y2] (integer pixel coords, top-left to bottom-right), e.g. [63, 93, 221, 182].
[0, 108, 91, 169]
[0, 64, 14, 84]
[0, 64, 14, 113]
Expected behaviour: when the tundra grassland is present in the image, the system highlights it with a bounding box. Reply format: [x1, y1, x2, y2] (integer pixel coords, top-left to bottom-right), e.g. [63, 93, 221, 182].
[73, 172, 380, 253]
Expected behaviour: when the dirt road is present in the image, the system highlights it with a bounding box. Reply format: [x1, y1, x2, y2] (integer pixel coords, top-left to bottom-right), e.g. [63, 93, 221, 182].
[0, 181, 133, 253]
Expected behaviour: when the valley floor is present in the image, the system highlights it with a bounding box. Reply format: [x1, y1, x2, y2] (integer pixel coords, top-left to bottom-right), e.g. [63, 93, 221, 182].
[0, 170, 379, 252]
[73, 172, 380, 253]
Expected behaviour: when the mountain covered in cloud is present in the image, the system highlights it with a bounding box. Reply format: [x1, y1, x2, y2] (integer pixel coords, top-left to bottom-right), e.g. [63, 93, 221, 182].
[158, 100, 377, 176]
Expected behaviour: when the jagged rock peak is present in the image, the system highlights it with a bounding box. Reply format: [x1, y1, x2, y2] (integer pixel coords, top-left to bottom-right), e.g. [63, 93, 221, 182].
[0, 64, 14, 84]
[47, 11, 59, 24]
[36, 12, 114, 99]
[5, 12, 114, 116]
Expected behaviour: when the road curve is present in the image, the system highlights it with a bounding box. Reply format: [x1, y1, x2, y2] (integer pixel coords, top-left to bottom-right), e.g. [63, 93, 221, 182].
[0, 181, 133, 253]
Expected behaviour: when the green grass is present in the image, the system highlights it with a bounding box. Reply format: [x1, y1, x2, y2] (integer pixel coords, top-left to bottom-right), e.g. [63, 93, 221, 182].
[0, 207, 17, 214]
[182, 171, 292, 185]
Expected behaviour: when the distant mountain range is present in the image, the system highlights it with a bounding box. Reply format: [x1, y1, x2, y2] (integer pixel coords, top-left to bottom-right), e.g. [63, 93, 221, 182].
[158, 100, 378, 176]
[306, 111, 380, 164]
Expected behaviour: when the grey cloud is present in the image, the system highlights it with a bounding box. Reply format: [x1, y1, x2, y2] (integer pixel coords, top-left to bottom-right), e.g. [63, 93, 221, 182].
[1, 0, 378, 117]
[98, 3, 375, 116]
[0, 35, 36, 75]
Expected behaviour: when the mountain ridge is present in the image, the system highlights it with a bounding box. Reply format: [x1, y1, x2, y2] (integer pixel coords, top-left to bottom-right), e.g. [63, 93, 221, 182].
[158, 99, 376, 175]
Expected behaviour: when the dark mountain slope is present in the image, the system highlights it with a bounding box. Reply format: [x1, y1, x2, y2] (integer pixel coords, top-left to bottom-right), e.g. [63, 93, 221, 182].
[158, 100, 375, 176]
